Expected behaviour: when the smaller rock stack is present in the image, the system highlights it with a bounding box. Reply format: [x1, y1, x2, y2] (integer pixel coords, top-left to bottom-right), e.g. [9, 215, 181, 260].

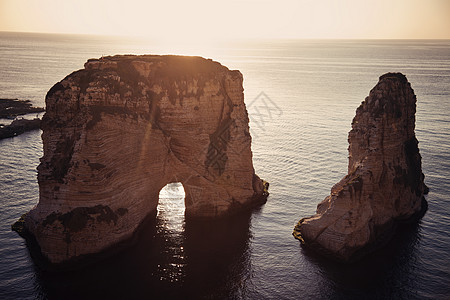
[293, 73, 428, 261]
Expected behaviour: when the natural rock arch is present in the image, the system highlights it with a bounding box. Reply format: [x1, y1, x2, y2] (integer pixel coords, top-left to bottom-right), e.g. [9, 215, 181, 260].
[18, 55, 268, 264]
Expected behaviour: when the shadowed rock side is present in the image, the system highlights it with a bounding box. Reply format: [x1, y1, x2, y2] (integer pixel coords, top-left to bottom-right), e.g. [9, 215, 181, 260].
[17, 55, 268, 264]
[293, 73, 428, 262]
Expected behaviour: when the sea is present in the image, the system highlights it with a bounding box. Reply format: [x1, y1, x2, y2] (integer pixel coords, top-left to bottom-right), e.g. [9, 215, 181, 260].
[0, 32, 449, 299]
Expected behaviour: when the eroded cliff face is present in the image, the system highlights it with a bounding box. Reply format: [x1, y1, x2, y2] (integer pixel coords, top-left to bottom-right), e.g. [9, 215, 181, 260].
[293, 73, 428, 261]
[22, 55, 268, 264]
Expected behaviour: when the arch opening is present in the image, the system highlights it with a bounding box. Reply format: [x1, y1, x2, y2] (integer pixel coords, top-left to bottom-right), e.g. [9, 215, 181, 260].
[156, 182, 187, 282]
[157, 182, 186, 232]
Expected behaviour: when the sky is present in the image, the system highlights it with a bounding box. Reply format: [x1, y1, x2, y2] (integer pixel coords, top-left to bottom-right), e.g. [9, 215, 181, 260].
[0, 0, 449, 39]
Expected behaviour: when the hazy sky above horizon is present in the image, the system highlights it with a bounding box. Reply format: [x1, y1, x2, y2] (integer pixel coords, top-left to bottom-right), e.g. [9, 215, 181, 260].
[1, 0, 449, 40]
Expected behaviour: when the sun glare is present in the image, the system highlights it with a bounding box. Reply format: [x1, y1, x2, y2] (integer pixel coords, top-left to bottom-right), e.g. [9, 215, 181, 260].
[1, 0, 449, 39]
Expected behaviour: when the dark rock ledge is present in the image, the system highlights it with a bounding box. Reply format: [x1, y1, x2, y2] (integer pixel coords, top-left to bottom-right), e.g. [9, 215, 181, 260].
[0, 98, 44, 139]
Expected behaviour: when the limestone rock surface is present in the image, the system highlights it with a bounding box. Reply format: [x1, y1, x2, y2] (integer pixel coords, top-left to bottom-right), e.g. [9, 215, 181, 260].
[293, 73, 428, 261]
[20, 55, 268, 264]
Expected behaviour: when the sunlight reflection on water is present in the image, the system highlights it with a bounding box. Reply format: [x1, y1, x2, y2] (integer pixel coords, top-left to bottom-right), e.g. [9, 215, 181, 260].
[157, 182, 186, 232]
[156, 182, 186, 283]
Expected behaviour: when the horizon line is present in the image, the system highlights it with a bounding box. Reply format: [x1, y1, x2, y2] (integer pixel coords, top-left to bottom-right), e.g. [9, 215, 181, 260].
[1, 30, 450, 41]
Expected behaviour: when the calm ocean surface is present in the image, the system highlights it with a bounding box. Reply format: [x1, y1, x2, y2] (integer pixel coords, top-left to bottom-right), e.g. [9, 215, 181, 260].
[0, 32, 449, 299]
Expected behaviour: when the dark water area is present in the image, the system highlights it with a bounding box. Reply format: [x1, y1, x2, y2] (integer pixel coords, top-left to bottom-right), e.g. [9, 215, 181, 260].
[303, 221, 428, 299]
[0, 33, 449, 299]
[31, 211, 439, 300]
[33, 212, 254, 299]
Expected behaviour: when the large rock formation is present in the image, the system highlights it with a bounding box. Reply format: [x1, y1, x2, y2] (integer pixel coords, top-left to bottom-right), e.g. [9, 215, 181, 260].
[293, 73, 428, 261]
[19, 55, 268, 264]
